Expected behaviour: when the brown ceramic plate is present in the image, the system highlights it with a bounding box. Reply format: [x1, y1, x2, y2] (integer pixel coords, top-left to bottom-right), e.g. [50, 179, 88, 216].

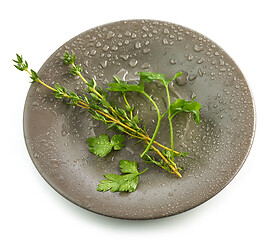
[23, 20, 255, 220]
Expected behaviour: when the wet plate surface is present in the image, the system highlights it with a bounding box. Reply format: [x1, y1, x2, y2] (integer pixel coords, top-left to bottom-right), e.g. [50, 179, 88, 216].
[23, 20, 255, 219]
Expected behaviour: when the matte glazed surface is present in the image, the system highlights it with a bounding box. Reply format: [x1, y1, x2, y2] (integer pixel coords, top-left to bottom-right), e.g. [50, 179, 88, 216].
[23, 20, 255, 219]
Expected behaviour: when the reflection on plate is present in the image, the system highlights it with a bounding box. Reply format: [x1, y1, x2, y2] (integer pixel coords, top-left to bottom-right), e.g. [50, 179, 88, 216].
[23, 20, 255, 219]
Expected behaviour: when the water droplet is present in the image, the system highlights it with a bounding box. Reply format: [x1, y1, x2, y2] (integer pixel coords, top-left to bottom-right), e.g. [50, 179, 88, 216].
[102, 45, 109, 51]
[32, 101, 39, 106]
[142, 26, 148, 31]
[141, 63, 150, 69]
[143, 48, 150, 54]
[197, 58, 204, 64]
[170, 58, 177, 65]
[115, 68, 128, 81]
[175, 72, 188, 86]
[198, 69, 203, 77]
[191, 92, 197, 99]
[120, 54, 129, 61]
[164, 28, 170, 34]
[61, 130, 68, 136]
[125, 147, 135, 155]
[135, 42, 142, 49]
[129, 59, 138, 67]
[187, 55, 194, 61]
[178, 135, 184, 139]
[194, 45, 203, 52]
[84, 60, 89, 67]
[162, 39, 168, 45]
[90, 50, 96, 56]
[125, 31, 131, 37]
[99, 60, 108, 68]
[188, 75, 197, 81]
[106, 31, 115, 39]
[96, 42, 102, 48]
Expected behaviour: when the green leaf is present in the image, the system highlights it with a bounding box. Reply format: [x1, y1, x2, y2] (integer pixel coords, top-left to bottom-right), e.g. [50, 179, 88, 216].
[142, 154, 173, 173]
[179, 152, 189, 157]
[89, 111, 107, 122]
[110, 134, 125, 150]
[63, 51, 76, 65]
[88, 134, 125, 157]
[165, 71, 183, 85]
[161, 149, 172, 158]
[107, 81, 144, 93]
[97, 160, 147, 192]
[106, 122, 117, 130]
[113, 76, 122, 83]
[30, 69, 39, 82]
[13, 54, 29, 71]
[138, 71, 182, 86]
[86, 78, 97, 92]
[119, 160, 138, 173]
[70, 65, 83, 75]
[100, 99, 111, 108]
[89, 93, 100, 101]
[169, 98, 201, 124]
[83, 94, 90, 104]
[53, 83, 68, 99]
[138, 71, 166, 83]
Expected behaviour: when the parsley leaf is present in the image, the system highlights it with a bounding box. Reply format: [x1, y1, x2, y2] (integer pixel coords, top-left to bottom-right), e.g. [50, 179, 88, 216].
[165, 71, 183, 85]
[107, 81, 144, 93]
[138, 71, 182, 86]
[169, 98, 201, 124]
[97, 160, 148, 192]
[138, 71, 166, 83]
[87, 134, 125, 157]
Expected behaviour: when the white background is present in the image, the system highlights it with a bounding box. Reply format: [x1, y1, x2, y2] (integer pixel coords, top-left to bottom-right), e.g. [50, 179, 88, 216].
[1, 0, 278, 239]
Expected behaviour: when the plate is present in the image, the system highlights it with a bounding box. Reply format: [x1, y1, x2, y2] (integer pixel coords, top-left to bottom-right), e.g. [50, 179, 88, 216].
[23, 19, 255, 219]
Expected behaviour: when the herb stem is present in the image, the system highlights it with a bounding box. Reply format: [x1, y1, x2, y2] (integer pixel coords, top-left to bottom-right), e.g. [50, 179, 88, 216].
[71, 62, 124, 121]
[139, 168, 148, 175]
[165, 85, 175, 162]
[72, 62, 103, 99]
[123, 93, 133, 119]
[71, 63, 87, 84]
[25, 69, 56, 92]
[140, 91, 162, 158]
[150, 144, 181, 178]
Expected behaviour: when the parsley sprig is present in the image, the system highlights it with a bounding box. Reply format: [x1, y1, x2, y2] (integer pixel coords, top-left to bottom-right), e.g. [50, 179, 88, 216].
[97, 160, 147, 192]
[14, 52, 201, 192]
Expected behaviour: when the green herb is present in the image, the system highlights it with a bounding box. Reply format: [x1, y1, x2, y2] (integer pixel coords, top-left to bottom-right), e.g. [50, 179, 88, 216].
[13, 54, 28, 71]
[14, 52, 202, 192]
[137, 72, 201, 164]
[169, 98, 201, 124]
[88, 134, 125, 157]
[109, 71, 201, 173]
[97, 160, 148, 192]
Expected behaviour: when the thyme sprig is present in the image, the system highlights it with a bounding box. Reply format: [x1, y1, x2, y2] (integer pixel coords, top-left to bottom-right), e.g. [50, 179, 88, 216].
[14, 52, 198, 179]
